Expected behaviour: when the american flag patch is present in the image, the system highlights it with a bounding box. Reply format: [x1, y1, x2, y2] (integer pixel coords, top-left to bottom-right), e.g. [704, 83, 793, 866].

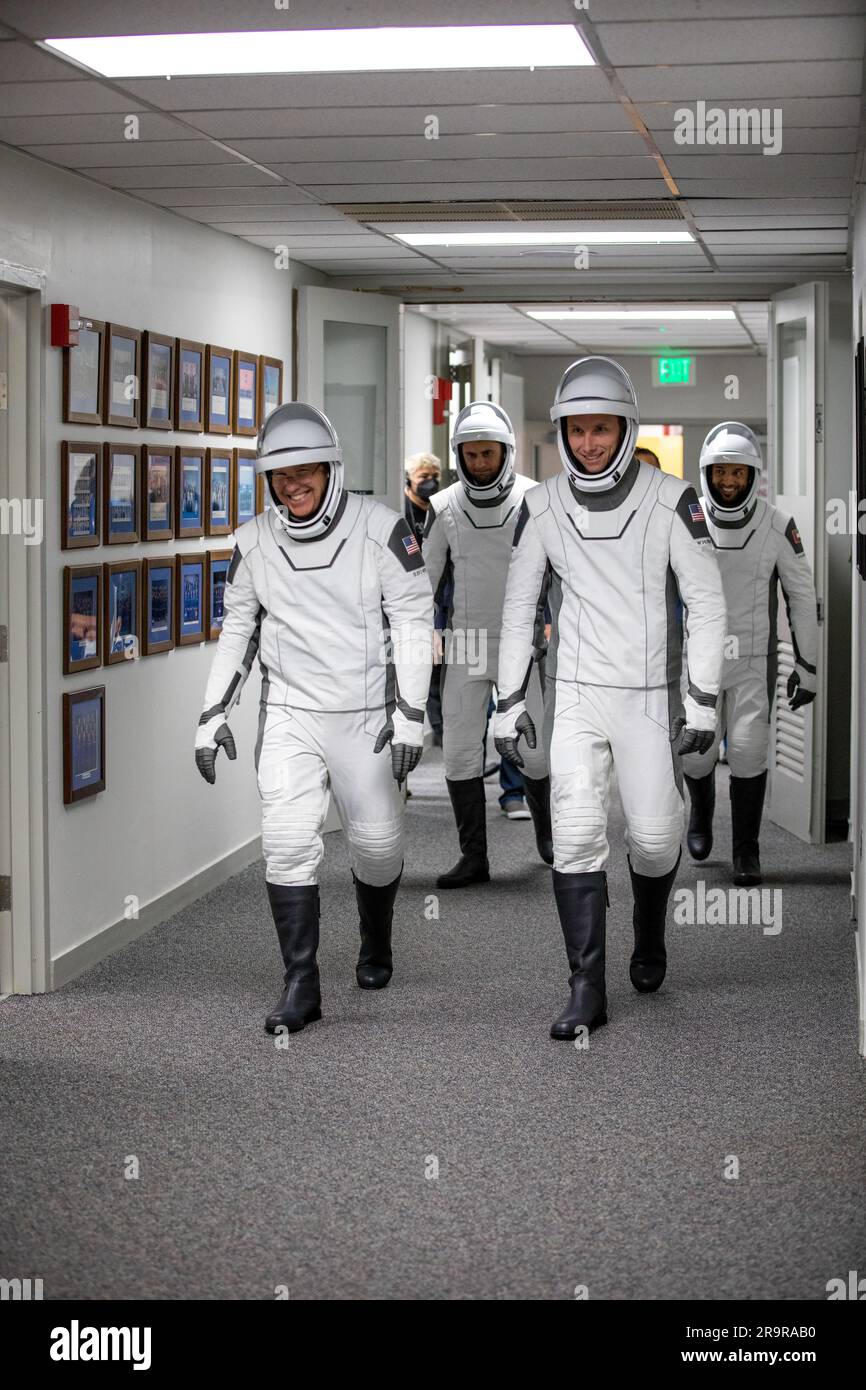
[689, 501, 705, 525]
[403, 533, 420, 556]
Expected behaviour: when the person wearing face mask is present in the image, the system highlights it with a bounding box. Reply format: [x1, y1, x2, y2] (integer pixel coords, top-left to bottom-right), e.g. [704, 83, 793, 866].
[404, 453, 445, 744]
[681, 422, 818, 886]
[195, 403, 433, 1035]
[423, 401, 552, 888]
[404, 453, 442, 542]
[494, 357, 727, 1039]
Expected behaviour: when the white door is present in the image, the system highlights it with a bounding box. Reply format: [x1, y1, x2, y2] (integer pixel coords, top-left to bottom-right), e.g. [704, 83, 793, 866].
[0, 293, 11, 990]
[295, 286, 402, 510]
[766, 282, 828, 843]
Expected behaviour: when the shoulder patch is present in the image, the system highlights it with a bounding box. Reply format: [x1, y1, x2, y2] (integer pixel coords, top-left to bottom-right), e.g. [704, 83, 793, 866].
[388, 517, 426, 572]
[676, 486, 711, 542]
[785, 516, 805, 555]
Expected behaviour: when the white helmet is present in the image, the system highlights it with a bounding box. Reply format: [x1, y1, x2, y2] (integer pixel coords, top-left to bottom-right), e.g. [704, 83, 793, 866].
[450, 400, 516, 503]
[256, 401, 344, 541]
[550, 355, 639, 493]
[700, 421, 762, 522]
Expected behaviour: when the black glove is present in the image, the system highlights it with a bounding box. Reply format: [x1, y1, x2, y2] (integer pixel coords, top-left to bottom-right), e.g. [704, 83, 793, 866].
[494, 710, 537, 771]
[374, 715, 423, 787]
[787, 670, 816, 711]
[671, 715, 715, 758]
[195, 717, 237, 785]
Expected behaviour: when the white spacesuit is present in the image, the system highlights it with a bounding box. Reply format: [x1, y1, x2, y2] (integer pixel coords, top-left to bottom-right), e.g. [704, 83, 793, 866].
[494, 357, 727, 1039]
[195, 403, 433, 1034]
[422, 401, 551, 888]
[681, 422, 818, 885]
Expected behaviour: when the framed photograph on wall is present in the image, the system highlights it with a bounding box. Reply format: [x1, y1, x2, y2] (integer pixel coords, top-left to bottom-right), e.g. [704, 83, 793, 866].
[205, 344, 233, 434]
[258, 355, 283, 424]
[175, 553, 206, 647]
[175, 446, 205, 539]
[103, 442, 140, 544]
[176, 338, 205, 432]
[63, 316, 105, 425]
[142, 330, 175, 429]
[206, 448, 233, 537]
[103, 323, 141, 428]
[63, 564, 102, 675]
[63, 686, 106, 805]
[142, 445, 173, 541]
[61, 441, 100, 550]
[233, 350, 258, 436]
[103, 559, 141, 665]
[206, 549, 232, 642]
[233, 449, 257, 529]
[142, 557, 175, 656]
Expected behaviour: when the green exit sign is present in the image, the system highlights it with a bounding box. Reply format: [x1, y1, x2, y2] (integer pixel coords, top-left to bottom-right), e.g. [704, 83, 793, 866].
[654, 355, 695, 386]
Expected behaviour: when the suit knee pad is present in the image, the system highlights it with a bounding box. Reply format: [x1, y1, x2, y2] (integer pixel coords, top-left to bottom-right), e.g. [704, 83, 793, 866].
[626, 813, 683, 877]
[261, 807, 322, 884]
[346, 816, 404, 887]
[553, 802, 607, 872]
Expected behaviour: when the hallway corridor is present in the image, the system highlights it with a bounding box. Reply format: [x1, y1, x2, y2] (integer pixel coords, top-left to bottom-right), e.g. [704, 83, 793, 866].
[1, 758, 860, 1301]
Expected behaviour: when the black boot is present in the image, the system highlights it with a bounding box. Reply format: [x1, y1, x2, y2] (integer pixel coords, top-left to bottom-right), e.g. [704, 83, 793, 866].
[628, 851, 680, 993]
[685, 772, 715, 861]
[437, 778, 490, 888]
[521, 774, 554, 865]
[730, 770, 767, 886]
[549, 870, 608, 1039]
[355, 869, 401, 989]
[264, 883, 322, 1034]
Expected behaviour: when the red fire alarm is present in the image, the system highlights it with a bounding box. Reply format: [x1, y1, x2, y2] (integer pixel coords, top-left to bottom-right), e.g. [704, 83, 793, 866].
[432, 376, 452, 426]
[50, 304, 83, 348]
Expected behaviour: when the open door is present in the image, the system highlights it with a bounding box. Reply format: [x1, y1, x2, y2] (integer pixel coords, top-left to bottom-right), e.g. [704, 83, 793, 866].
[294, 286, 402, 510]
[766, 282, 828, 843]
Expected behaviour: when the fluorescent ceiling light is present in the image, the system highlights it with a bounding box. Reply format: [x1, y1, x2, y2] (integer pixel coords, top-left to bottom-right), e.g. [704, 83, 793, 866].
[396, 232, 694, 247]
[43, 26, 593, 76]
[528, 309, 736, 321]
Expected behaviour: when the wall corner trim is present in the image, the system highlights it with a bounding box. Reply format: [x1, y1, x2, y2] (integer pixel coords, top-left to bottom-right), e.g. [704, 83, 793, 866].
[50, 837, 262, 991]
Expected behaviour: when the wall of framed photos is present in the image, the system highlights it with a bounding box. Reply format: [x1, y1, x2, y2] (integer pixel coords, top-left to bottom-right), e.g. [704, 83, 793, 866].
[0, 143, 331, 972]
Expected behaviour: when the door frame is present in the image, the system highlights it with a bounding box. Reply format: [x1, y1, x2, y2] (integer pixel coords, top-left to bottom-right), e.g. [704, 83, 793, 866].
[0, 260, 48, 996]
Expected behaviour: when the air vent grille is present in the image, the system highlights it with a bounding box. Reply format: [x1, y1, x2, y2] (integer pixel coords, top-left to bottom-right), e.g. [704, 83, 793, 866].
[332, 199, 684, 223]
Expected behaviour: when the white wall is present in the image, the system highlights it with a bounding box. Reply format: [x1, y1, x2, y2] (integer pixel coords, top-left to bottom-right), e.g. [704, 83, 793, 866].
[403, 309, 437, 461]
[850, 187, 866, 1053]
[0, 144, 328, 968]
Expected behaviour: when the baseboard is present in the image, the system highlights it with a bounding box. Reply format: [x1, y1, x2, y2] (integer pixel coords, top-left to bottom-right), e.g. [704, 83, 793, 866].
[50, 836, 263, 991]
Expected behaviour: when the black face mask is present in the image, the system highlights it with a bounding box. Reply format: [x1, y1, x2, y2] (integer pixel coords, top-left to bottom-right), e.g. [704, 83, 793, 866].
[413, 478, 439, 501]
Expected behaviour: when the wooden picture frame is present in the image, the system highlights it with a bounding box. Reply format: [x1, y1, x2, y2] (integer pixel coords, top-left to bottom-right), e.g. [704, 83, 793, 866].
[175, 337, 205, 432]
[175, 446, 205, 539]
[206, 447, 233, 537]
[206, 549, 232, 642]
[63, 564, 102, 675]
[61, 441, 101, 550]
[141, 444, 174, 542]
[63, 316, 105, 425]
[175, 553, 206, 647]
[103, 322, 141, 428]
[233, 448, 257, 530]
[141, 556, 175, 656]
[63, 686, 106, 805]
[258, 354, 283, 425]
[103, 559, 142, 665]
[256, 474, 267, 515]
[205, 344, 233, 435]
[141, 330, 175, 429]
[232, 349, 259, 436]
[103, 442, 140, 544]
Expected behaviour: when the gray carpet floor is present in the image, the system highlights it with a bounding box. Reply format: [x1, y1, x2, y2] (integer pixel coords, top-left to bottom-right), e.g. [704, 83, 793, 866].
[1, 751, 863, 1301]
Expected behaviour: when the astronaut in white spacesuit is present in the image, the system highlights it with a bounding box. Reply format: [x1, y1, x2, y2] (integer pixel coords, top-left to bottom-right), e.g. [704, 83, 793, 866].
[195, 403, 433, 1034]
[494, 357, 727, 1039]
[681, 422, 818, 885]
[422, 401, 551, 888]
